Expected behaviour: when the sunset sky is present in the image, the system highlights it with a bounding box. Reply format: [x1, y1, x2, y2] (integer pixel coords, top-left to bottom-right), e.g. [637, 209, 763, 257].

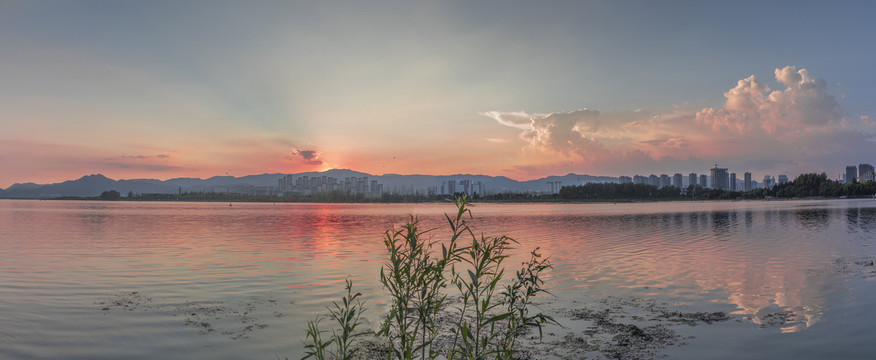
[2, 1, 876, 188]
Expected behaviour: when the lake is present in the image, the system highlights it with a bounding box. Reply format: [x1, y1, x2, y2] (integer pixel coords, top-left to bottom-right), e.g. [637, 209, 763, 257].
[2, 199, 876, 359]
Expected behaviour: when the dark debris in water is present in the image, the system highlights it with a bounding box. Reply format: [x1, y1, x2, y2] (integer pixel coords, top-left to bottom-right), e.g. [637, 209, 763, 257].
[749, 309, 798, 328]
[834, 256, 876, 279]
[655, 311, 731, 326]
[94, 291, 153, 312]
[94, 292, 290, 340]
[529, 296, 732, 360]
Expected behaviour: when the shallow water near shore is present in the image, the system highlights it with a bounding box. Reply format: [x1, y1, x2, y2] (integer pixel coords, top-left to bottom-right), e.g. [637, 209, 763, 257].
[2, 199, 876, 359]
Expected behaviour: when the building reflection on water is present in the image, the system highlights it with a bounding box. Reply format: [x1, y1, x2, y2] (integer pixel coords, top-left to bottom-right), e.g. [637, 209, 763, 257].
[477, 202, 876, 333]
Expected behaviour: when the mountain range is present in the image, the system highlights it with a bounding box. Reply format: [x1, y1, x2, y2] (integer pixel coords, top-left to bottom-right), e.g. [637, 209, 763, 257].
[0, 170, 619, 199]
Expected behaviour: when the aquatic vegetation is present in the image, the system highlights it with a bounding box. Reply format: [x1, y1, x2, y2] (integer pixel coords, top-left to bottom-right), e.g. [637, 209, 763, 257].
[303, 280, 367, 360]
[302, 196, 555, 360]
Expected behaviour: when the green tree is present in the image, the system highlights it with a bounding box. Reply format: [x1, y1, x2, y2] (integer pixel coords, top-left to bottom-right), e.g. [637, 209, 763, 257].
[99, 190, 121, 200]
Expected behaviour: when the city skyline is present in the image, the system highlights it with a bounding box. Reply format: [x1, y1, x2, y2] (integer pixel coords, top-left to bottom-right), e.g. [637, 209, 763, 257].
[3, 2, 876, 188]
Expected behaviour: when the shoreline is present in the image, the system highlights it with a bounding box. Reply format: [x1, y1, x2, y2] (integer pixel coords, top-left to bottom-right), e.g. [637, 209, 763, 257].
[3, 195, 872, 204]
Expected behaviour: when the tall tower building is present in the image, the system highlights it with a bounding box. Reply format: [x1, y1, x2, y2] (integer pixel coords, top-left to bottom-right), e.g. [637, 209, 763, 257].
[700, 174, 709, 189]
[846, 165, 858, 183]
[689, 173, 697, 187]
[744, 172, 752, 191]
[730, 173, 737, 191]
[763, 175, 774, 190]
[447, 180, 456, 194]
[673, 173, 683, 188]
[860, 164, 875, 182]
[710, 165, 729, 190]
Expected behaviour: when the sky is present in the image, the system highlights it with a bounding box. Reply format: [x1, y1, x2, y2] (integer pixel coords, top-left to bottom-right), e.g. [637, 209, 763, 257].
[2, 1, 876, 188]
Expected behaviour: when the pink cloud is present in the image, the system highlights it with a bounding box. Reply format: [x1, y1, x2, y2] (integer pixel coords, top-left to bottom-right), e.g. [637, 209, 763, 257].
[697, 65, 842, 135]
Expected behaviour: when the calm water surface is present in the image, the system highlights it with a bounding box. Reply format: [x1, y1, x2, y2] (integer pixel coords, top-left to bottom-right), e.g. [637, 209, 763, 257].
[2, 199, 876, 359]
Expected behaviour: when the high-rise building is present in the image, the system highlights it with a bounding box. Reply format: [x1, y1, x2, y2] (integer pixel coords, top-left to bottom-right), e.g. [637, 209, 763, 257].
[459, 179, 471, 194]
[689, 173, 697, 188]
[619, 176, 632, 184]
[763, 175, 774, 190]
[730, 173, 737, 191]
[778, 174, 789, 185]
[860, 164, 875, 182]
[660, 174, 671, 188]
[447, 180, 456, 194]
[700, 174, 709, 189]
[744, 172, 752, 191]
[649, 174, 660, 188]
[633, 175, 646, 184]
[846, 165, 858, 184]
[546, 181, 562, 193]
[710, 165, 729, 190]
[673, 173, 683, 188]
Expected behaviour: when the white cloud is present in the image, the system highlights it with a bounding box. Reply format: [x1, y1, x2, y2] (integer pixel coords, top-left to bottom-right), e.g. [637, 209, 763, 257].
[480, 111, 534, 129]
[486, 66, 875, 176]
[520, 109, 609, 160]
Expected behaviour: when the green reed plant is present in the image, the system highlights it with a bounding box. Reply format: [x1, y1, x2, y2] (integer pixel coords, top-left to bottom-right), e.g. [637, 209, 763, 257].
[497, 248, 555, 359]
[302, 280, 367, 360]
[301, 196, 555, 360]
[302, 317, 330, 360]
[447, 232, 515, 360]
[378, 196, 470, 359]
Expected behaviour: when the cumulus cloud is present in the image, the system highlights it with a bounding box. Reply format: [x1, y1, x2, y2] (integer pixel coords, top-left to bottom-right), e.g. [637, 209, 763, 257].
[484, 108, 659, 161]
[697, 65, 842, 134]
[487, 66, 873, 176]
[521, 109, 608, 159]
[287, 148, 324, 166]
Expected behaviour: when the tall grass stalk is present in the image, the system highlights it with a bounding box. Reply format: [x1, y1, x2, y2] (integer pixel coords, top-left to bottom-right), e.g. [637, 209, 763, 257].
[498, 248, 556, 358]
[302, 317, 331, 360]
[378, 196, 470, 359]
[302, 280, 367, 360]
[447, 232, 515, 360]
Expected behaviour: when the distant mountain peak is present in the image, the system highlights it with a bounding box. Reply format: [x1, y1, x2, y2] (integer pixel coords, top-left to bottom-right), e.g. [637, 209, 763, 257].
[6, 182, 42, 191]
[79, 174, 111, 180]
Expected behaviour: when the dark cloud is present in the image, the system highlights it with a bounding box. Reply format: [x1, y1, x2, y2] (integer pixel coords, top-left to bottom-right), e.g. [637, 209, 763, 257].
[287, 148, 324, 166]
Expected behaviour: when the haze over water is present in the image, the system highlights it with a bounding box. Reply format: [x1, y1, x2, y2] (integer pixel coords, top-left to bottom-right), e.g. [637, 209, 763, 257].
[2, 199, 876, 359]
